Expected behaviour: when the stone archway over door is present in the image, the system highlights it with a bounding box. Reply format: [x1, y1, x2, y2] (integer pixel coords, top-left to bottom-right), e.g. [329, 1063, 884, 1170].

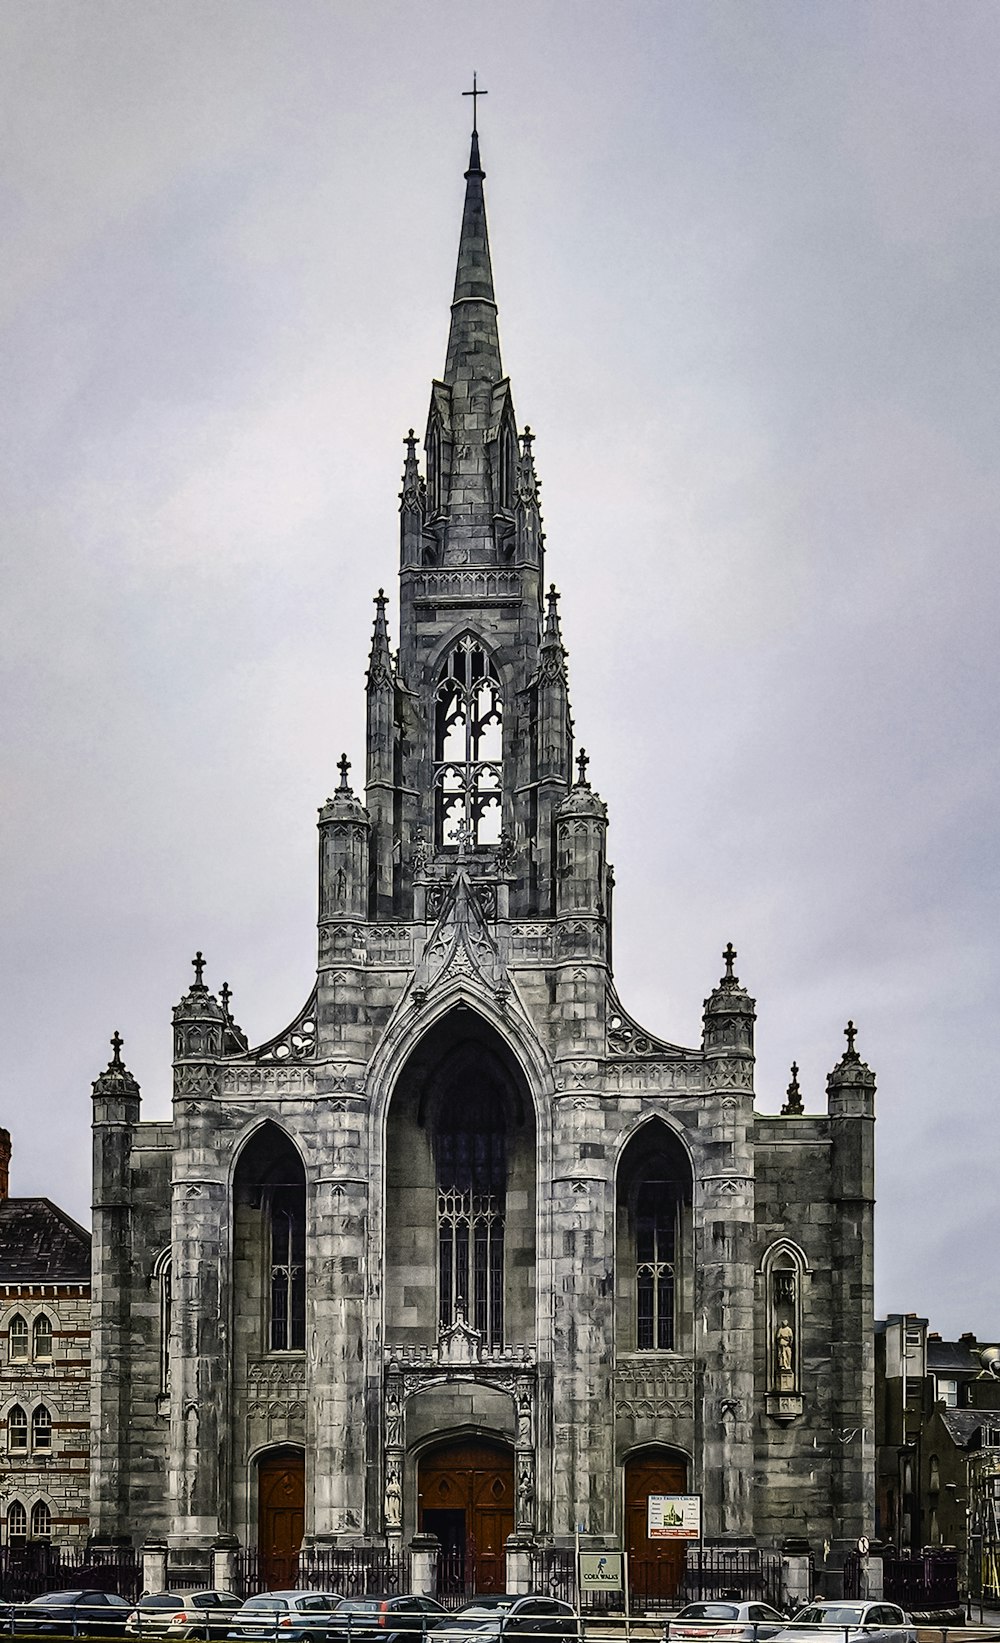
[419, 1440, 514, 1594]
[258, 1449, 304, 1589]
[625, 1450, 688, 1603]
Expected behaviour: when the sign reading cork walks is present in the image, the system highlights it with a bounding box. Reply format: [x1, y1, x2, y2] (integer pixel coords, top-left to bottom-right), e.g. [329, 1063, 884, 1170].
[579, 1551, 624, 1590]
[648, 1493, 702, 1539]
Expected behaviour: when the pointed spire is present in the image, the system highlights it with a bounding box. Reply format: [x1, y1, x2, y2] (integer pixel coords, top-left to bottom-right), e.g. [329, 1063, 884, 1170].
[543, 584, 563, 646]
[444, 128, 501, 384]
[367, 588, 393, 688]
[781, 1061, 804, 1116]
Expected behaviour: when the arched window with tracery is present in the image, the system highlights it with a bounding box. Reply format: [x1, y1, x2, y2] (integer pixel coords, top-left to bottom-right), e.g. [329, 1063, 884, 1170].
[616, 1122, 693, 1355]
[434, 638, 503, 849]
[8, 1315, 27, 1362]
[153, 1249, 172, 1398]
[7, 1406, 27, 1452]
[32, 1314, 52, 1361]
[233, 1125, 307, 1359]
[270, 1186, 305, 1352]
[30, 1501, 51, 1542]
[436, 1082, 506, 1349]
[31, 1406, 51, 1451]
[6, 1501, 26, 1546]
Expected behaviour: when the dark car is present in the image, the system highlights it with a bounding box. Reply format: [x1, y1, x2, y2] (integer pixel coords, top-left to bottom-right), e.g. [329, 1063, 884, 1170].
[426, 1598, 579, 1643]
[327, 1597, 446, 1643]
[666, 1603, 788, 1642]
[13, 1591, 133, 1638]
[226, 1595, 343, 1643]
[125, 1593, 243, 1640]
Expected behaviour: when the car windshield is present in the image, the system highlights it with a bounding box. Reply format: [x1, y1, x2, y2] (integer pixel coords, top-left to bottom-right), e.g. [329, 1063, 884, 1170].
[458, 1602, 516, 1616]
[679, 1607, 741, 1620]
[30, 1594, 86, 1606]
[336, 1603, 382, 1614]
[794, 1610, 867, 1628]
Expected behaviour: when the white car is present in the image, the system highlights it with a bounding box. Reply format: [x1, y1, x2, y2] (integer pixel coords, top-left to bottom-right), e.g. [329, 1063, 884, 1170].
[667, 1602, 787, 1641]
[771, 1603, 916, 1643]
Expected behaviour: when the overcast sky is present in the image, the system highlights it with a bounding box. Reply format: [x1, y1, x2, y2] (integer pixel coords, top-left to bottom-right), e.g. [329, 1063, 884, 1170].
[2, 3, 997, 1338]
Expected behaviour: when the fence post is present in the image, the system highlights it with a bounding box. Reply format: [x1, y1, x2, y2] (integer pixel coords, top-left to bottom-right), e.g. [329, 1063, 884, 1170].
[142, 1541, 168, 1596]
[505, 1535, 533, 1596]
[212, 1537, 240, 1594]
[409, 1535, 440, 1599]
[780, 1542, 812, 1613]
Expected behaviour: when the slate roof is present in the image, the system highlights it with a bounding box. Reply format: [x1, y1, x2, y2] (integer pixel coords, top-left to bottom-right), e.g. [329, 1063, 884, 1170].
[928, 1337, 981, 1375]
[0, 1198, 91, 1283]
[939, 1408, 995, 1449]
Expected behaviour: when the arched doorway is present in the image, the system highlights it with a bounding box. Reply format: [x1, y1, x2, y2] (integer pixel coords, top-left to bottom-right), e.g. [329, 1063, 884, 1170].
[258, 1448, 304, 1589]
[418, 1439, 514, 1594]
[625, 1447, 689, 1604]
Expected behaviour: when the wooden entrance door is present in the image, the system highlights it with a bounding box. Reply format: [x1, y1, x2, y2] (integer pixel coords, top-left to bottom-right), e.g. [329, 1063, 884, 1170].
[625, 1450, 688, 1604]
[419, 1440, 514, 1594]
[258, 1448, 305, 1589]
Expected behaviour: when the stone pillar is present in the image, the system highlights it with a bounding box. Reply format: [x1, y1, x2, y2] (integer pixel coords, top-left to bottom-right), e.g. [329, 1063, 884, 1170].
[142, 1540, 168, 1594]
[212, 1537, 240, 1593]
[91, 1036, 141, 1540]
[780, 1548, 813, 1610]
[168, 969, 228, 1557]
[506, 1534, 534, 1595]
[827, 1025, 876, 1561]
[699, 946, 757, 1540]
[409, 1534, 440, 1599]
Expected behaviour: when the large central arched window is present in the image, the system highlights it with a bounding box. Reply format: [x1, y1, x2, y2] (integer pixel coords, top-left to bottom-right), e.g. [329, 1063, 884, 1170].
[437, 1083, 506, 1348]
[434, 638, 503, 849]
[233, 1125, 306, 1357]
[616, 1121, 692, 1355]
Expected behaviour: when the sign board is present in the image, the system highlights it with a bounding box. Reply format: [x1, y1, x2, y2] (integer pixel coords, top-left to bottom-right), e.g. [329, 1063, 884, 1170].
[648, 1494, 702, 1540]
[579, 1551, 624, 1590]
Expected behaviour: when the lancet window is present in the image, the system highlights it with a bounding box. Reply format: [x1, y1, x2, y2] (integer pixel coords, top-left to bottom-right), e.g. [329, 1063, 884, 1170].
[7, 1406, 27, 1451]
[30, 1502, 51, 1541]
[32, 1314, 52, 1361]
[8, 1315, 27, 1362]
[6, 1501, 26, 1546]
[436, 1085, 506, 1349]
[31, 1406, 51, 1451]
[635, 1180, 678, 1351]
[434, 638, 503, 849]
[154, 1249, 172, 1397]
[270, 1186, 305, 1352]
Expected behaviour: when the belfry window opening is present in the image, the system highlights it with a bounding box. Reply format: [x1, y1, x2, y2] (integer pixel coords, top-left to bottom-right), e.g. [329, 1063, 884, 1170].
[434, 638, 503, 849]
[436, 1087, 506, 1349]
[636, 1180, 677, 1351]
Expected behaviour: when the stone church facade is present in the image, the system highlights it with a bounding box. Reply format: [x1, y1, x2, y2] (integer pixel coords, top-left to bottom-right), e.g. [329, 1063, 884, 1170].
[90, 128, 875, 1593]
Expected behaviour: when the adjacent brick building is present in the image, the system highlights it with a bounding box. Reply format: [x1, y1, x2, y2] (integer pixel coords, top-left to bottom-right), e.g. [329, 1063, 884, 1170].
[0, 1130, 91, 1548]
[89, 126, 876, 1596]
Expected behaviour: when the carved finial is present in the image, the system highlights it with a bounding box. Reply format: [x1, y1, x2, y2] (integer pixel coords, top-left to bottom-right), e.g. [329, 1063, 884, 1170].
[781, 1061, 804, 1116]
[110, 1031, 123, 1066]
[522, 425, 535, 456]
[723, 942, 737, 980]
[337, 753, 351, 792]
[448, 817, 473, 857]
[844, 1019, 858, 1058]
[575, 747, 590, 788]
[191, 951, 206, 989]
[220, 982, 231, 1016]
[404, 428, 417, 456]
[375, 587, 387, 609]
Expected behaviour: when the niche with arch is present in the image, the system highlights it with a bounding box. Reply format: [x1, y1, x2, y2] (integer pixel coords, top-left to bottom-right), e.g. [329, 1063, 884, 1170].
[384, 1010, 536, 1351]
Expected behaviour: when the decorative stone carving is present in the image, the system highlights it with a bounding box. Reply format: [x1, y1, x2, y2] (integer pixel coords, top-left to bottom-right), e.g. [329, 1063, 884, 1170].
[246, 990, 318, 1064]
[384, 1454, 402, 1528]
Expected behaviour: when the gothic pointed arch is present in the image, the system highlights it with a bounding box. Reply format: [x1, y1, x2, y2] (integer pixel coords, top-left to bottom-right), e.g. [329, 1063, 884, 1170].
[434, 633, 503, 849]
[615, 1118, 693, 1354]
[384, 1008, 536, 1352]
[233, 1121, 307, 1355]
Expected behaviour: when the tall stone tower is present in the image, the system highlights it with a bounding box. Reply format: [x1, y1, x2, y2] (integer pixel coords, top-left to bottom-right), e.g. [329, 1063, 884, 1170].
[89, 121, 875, 1600]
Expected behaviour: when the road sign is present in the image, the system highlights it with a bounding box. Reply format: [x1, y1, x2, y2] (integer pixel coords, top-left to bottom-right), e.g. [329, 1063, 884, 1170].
[648, 1494, 702, 1540]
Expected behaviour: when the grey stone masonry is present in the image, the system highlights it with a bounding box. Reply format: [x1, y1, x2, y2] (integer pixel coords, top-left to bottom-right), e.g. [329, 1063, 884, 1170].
[89, 127, 875, 1590]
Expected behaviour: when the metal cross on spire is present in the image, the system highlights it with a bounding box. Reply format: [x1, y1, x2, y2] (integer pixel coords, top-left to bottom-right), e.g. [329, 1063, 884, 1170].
[462, 72, 488, 134]
[576, 747, 589, 787]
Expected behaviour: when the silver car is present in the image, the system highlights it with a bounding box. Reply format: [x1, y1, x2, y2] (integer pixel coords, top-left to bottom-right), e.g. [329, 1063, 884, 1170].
[667, 1602, 787, 1641]
[226, 1595, 343, 1643]
[126, 1592, 243, 1639]
[771, 1603, 916, 1643]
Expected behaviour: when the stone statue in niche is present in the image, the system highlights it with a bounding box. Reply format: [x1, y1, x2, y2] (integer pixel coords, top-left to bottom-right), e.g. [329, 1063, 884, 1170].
[516, 1455, 535, 1527]
[385, 1376, 402, 1448]
[775, 1318, 795, 1390]
[384, 1456, 402, 1528]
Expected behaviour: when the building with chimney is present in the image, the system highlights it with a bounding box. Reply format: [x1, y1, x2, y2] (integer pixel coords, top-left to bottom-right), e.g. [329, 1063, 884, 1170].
[0, 1130, 91, 1550]
[90, 123, 876, 1599]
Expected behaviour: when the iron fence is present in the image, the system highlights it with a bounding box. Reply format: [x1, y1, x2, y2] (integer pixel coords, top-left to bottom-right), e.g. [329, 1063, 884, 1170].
[233, 1548, 410, 1600]
[680, 1545, 784, 1608]
[0, 1544, 142, 1603]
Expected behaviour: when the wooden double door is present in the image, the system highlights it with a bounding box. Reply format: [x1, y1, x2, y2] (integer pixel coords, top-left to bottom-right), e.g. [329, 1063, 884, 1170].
[625, 1450, 689, 1602]
[258, 1449, 305, 1589]
[419, 1440, 514, 1594]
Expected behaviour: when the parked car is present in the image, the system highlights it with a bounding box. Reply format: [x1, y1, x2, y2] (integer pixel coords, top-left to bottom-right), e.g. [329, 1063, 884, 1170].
[771, 1604, 916, 1643]
[327, 1597, 446, 1643]
[667, 1603, 788, 1642]
[426, 1597, 580, 1643]
[226, 1595, 343, 1643]
[126, 1592, 243, 1639]
[13, 1591, 133, 1638]
[325, 1596, 443, 1643]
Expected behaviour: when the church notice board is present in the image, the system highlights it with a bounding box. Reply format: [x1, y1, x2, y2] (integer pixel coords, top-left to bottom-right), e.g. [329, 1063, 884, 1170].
[647, 1494, 702, 1539]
